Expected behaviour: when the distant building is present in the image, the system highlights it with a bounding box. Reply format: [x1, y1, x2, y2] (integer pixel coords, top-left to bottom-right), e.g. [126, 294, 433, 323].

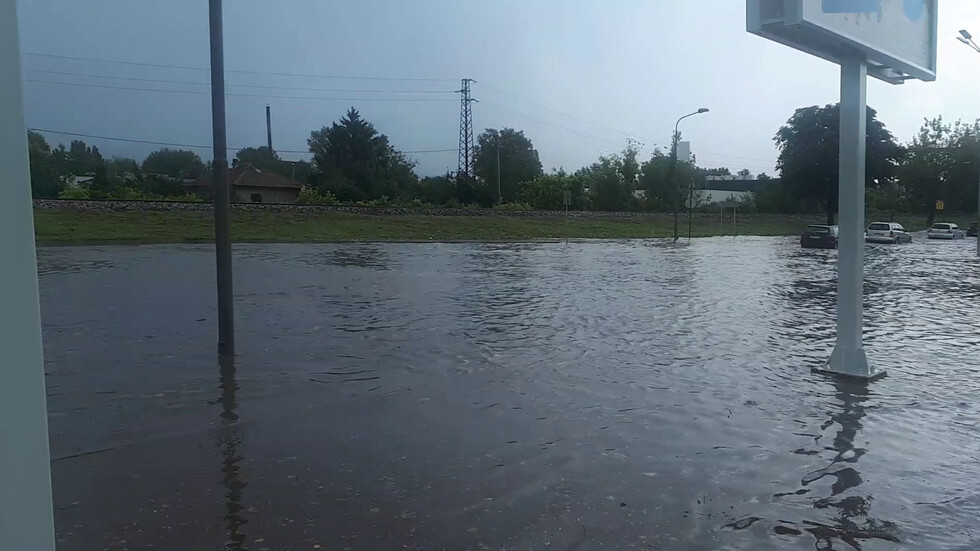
[184, 163, 302, 203]
[701, 176, 775, 205]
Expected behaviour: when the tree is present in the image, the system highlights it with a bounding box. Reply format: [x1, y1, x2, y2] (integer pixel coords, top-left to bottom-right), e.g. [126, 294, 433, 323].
[639, 148, 698, 212]
[27, 132, 65, 198]
[520, 171, 589, 210]
[775, 103, 902, 224]
[308, 108, 418, 202]
[65, 140, 104, 177]
[142, 148, 206, 179]
[473, 128, 543, 204]
[899, 117, 980, 223]
[736, 169, 753, 179]
[236, 146, 279, 168]
[415, 173, 456, 205]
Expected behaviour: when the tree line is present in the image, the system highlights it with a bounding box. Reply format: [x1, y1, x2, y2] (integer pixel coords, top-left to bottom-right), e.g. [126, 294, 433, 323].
[27, 105, 980, 221]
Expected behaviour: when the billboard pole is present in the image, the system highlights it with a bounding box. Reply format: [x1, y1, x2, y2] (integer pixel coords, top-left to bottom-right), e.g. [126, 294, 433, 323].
[825, 55, 882, 380]
[0, 0, 57, 548]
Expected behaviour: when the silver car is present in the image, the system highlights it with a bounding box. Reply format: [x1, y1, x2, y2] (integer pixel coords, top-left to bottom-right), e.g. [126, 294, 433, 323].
[927, 223, 966, 240]
[865, 222, 911, 244]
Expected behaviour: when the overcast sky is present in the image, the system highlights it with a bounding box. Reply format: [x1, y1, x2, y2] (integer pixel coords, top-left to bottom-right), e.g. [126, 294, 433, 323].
[16, 0, 980, 177]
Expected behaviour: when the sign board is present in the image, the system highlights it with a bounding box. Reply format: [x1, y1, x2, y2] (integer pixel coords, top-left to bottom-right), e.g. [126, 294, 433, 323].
[936, 199, 944, 211]
[747, 0, 937, 84]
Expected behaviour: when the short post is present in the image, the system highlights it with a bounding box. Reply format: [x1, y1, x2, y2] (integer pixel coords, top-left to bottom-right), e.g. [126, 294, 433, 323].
[733, 202, 737, 237]
[823, 55, 882, 379]
[0, 0, 57, 548]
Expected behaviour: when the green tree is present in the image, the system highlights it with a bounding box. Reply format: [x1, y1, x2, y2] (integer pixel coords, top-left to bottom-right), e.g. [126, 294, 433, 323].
[775, 103, 902, 225]
[521, 172, 588, 210]
[308, 108, 418, 202]
[415, 173, 456, 205]
[899, 117, 980, 223]
[473, 128, 543, 204]
[27, 131, 65, 198]
[639, 148, 698, 212]
[736, 169, 753, 179]
[142, 148, 207, 179]
[64, 140, 104, 177]
[236, 146, 279, 167]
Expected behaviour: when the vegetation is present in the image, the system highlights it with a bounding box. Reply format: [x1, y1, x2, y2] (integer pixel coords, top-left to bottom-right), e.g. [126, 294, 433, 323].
[774, 104, 903, 225]
[34, 209, 848, 245]
[26, 104, 980, 227]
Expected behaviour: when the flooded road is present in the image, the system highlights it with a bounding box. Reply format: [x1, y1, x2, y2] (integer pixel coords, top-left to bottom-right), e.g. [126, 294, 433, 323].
[39, 236, 980, 550]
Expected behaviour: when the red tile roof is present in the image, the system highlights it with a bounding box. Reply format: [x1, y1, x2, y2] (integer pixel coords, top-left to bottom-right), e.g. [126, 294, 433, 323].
[185, 163, 302, 190]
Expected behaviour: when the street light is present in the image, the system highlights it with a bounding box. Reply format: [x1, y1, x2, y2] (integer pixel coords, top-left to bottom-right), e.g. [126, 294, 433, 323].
[956, 29, 980, 257]
[669, 108, 710, 240]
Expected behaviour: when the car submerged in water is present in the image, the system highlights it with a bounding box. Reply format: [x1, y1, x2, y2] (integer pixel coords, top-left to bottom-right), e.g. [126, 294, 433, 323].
[927, 223, 966, 240]
[865, 222, 912, 244]
[800, 224, 839, 249]
[967, 223, 978, 237]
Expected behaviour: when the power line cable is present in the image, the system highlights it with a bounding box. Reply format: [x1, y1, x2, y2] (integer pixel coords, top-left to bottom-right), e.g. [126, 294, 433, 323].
[23, 52, 458, 82]
[29, 129, 457, 155]
[25, 69, 456, 94]
[483, 100, 625, 148]
[26, 79, 458, 102]
[478, 81, 660, 145]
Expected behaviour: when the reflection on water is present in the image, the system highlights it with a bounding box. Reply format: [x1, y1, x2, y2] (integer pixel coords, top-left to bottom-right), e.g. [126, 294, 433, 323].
[218, 356, 247, 550]
[776, 378, 900, 549]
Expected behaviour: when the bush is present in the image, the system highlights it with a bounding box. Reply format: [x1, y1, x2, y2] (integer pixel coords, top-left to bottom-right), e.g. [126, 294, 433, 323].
[492, 202, 533, 211]
[57, 188, 91, 199]
[297, 187, 338, 205]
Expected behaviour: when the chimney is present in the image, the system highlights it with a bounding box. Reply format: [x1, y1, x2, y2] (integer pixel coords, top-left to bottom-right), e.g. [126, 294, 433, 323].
[232, 159, 239, 169]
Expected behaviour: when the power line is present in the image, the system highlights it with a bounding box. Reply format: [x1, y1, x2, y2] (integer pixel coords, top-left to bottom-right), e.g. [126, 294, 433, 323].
[24, 52, 458, 82]
[26, 79, 459, 102]
[25, 69, 456, 94]
[29, 129, 457, 155]
[483, 100, 625, 147]
[478, 82, 660, 146]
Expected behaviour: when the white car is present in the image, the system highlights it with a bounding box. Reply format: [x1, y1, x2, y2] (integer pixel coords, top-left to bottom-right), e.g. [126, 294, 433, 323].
[927, 223, 966, 240]
[866, 222, 911, 244]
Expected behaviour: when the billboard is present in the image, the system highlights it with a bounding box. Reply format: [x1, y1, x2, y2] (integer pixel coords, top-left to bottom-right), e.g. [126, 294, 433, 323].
[747, 0, 937, 83]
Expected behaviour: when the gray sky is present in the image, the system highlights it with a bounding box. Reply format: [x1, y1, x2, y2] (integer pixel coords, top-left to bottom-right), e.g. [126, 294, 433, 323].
[17, 0, 980, 177]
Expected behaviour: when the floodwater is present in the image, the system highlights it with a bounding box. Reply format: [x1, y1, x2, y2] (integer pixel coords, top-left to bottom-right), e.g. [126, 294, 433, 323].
[38, 235, 980, 550]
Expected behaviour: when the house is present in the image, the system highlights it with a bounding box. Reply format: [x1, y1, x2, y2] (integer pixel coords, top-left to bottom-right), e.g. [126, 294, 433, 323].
[701, 176, 775, 205]
[184, 162, 303, 203]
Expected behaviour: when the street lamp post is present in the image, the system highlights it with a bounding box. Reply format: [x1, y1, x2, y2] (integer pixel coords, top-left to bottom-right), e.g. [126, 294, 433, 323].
[956, 29, 980, 258]
[669, 108, 709, 241]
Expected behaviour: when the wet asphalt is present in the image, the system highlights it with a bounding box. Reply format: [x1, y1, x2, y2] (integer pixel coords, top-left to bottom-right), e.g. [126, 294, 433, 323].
[38, 236, 980, 550]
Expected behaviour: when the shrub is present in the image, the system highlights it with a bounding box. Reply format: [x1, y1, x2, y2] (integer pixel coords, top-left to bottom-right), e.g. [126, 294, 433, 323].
[57, 188, 91, 199]
[297, 187, 338, 205]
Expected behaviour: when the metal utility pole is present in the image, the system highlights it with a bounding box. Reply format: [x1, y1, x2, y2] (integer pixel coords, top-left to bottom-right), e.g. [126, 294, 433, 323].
[266, 104, 273, 153]
[957, 30, 980, 257]
[669, 108, 709, 240]
[457, 78, 476, 187]
[210, 0, 235, 356]
[0, 0, 56, 547]
[496, 135, 501, 204]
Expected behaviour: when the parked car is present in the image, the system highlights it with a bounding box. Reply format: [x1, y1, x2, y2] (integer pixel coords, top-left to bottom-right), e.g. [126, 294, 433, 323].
[968, 223, 978, 237]
[927, 222, 966, 240]
[800, 224, 839, 249]
[865, 222, 911, 244]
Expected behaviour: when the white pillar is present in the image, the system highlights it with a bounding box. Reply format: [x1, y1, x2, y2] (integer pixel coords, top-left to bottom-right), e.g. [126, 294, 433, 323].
[0, 0, 57, 548]
[824, 55, 883, 380]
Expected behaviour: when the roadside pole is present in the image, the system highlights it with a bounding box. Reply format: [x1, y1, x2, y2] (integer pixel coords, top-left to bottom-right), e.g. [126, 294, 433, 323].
[977, 148, 980, 257]
[210, 0, 235, 356]
[825, 55, 881, 379]
[0, 0, 57, 548]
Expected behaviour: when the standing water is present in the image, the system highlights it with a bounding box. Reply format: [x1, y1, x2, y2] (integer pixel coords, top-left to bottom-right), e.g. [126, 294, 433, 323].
[39, 237, 980, 550]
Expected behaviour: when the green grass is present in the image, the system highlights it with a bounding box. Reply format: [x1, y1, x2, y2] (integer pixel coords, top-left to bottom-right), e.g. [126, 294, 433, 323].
[32, 209, 975, 245]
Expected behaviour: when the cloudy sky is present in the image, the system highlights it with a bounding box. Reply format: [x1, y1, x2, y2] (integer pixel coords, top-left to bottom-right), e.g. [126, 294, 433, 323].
[16, 0, 980, 177]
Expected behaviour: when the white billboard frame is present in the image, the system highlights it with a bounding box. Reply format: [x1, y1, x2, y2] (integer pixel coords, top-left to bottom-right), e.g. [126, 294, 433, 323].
[747, 0, 938, 84]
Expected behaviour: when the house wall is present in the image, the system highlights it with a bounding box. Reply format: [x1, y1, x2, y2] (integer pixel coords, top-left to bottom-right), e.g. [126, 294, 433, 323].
[233, 186, 300, 204]
[702, 189, 754, 205]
